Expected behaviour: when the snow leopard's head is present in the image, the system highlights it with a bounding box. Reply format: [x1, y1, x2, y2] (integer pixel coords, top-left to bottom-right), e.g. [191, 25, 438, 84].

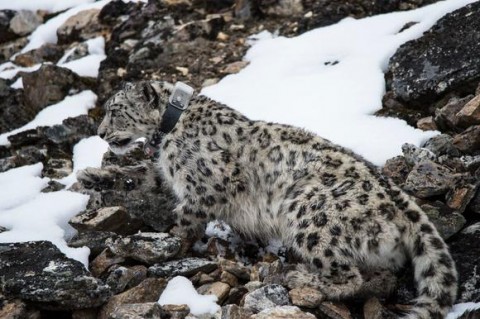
[98, 81, 174, 154]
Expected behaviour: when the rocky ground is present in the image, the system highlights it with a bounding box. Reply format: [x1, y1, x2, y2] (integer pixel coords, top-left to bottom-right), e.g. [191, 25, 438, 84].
[1, 0, 480, 318]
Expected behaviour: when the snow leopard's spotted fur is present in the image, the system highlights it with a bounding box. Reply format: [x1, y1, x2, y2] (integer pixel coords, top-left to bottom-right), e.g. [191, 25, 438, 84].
[98, 81, 457, 319]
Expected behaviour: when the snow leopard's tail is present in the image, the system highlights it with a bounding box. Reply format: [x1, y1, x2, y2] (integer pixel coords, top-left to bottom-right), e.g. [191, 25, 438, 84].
[403, 211, 457, 319]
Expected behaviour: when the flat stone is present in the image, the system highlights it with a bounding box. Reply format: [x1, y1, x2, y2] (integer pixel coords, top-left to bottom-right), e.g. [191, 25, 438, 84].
[197, 282, 230, 304]
[148, 257, 218, 278]
[107, 232, 181, 264]
[403, 160, 455, 198]
[14, 43, 64, 67]
[251, 306, 315, 319]
[456, 94, 480, 127]
[220, 259, 250, 280]
[401, 143, 436, 166]
[289, 287, 323, 308]
[220, 271, 238, 287]
[108, 302, 163, 319]
[243, 284, 290, 314]
[0, 241, 111, 310]
[453, 125, 480, 153]
[69, 206, 143, 235]
[99, 278, 167, 319]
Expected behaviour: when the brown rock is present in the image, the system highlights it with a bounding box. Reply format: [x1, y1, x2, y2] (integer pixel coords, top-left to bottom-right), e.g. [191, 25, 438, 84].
[224, 286, 248, 305]
[197, 281, 230, 304]
[90, 248, 126, 277]
[434, 95, 472, 130]
[453, 125, 480, 153]
[0, 37, 28, 61]
[289, 287, 323, 308]
[416, 116, 437, 131]
[161, 304, 190, 319]
[43, 158, 72, 179]
[446, 184, 478, 213]
[316, 302, 352, 319]
[99, 278, 167, 319]
[456, 94, 480, 127]
[14, 43, 64, 67]
[0, 298, 27, 319]
[221, 61, 249, 74]
[220, 260, 250, 280]
[251, 306, 316, 319]
[69, 206, 143, 235]
[382, 156, 410, 187]
[220, 270, 238, 287]
[56, 9, 105, 45]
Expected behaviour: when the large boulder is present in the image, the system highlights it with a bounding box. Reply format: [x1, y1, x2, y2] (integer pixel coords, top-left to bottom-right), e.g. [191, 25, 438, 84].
[0, 241, 111, 310]
[387, 2, 480, 106]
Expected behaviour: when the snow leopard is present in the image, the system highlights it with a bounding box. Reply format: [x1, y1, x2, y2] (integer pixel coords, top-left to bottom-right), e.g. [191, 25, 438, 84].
[96, 80, 457, 319]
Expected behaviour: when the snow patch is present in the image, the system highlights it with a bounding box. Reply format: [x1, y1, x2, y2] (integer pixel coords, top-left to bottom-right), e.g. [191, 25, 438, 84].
[203, 0, 476, 166]
[158, 276, 220, 315]
[0, 0, 96, 13]
[446, 303, 480, 319]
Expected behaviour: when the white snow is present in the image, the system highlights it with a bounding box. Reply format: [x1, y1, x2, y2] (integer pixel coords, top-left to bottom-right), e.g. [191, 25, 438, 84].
[0, 163, 90, 266]
[203, 0, 478, 166]
[0, 90, 97, 146]
[446, 303, 480, 319]
[59, 37, 106, 77]
[0, 62, 42, 80]
[58, 136, 109, 188]
[0, 0, 96, 13]
[158, 276, 220, 315]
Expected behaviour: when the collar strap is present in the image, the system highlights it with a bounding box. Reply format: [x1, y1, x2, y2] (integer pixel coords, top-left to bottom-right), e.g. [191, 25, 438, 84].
[144, 82, 194, 157]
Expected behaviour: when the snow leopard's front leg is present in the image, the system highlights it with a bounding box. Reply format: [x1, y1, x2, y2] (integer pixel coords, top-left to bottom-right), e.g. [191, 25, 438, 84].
[169, 199, 209, 246]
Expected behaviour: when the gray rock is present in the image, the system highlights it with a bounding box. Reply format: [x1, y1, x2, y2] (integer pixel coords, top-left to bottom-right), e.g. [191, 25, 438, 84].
[421, 203, 466, 240]
[148, 257, 218, 277]
[403, 160, 455, 198]
[68, 231, 117, 257]
[108, 302, 163, 319]
[453, 125, 480, 153]
[243, 284, 290, 314]
[449, 222, 480, 303]
[9, 10, 42, 36]
[43, 158, 72, 179]
[106, 265, 147, 294]
[388, 2, 480, 105]
[69, 206, 144, 235]
[0, 241, 111, 310]
[106, 232, 181, 264]
[401, 143, 436, 166]
[0, 78, 28, 134]
[423, 134, 460, 158]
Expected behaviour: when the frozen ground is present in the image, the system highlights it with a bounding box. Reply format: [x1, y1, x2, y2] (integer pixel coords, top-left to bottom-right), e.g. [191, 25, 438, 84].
[0, 0, 478, 316]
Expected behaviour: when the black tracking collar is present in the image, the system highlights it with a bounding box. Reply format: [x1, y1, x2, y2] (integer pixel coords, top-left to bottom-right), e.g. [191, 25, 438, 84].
[144, 82, 194, 157]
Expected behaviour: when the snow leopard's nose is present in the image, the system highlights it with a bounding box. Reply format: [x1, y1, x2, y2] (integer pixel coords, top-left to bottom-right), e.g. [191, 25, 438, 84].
[98, 130, 106, 139]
